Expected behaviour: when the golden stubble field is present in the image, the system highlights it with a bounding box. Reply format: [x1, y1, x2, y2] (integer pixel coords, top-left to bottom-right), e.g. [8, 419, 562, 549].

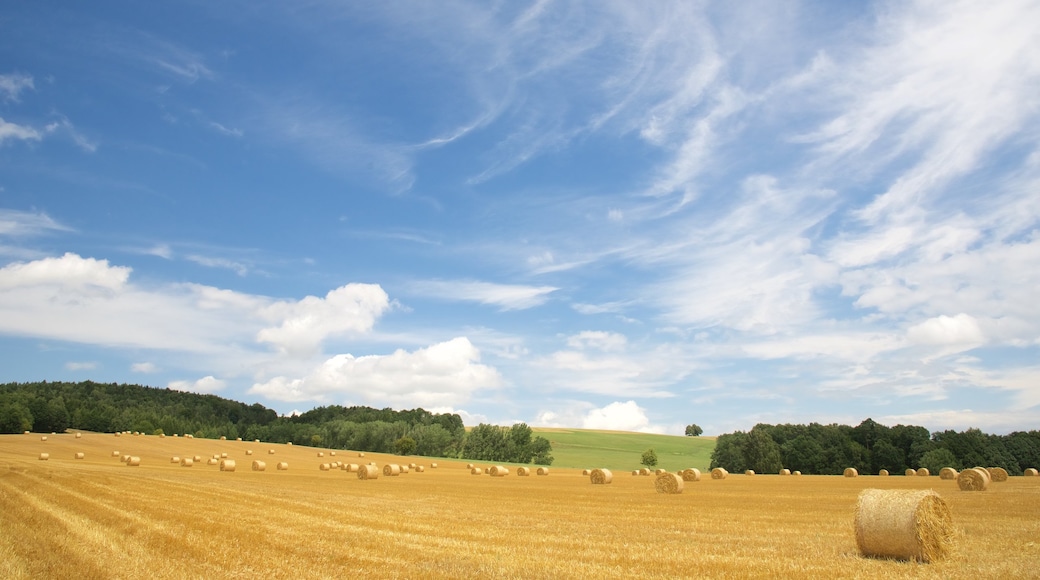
[1, 432, 1038, 579]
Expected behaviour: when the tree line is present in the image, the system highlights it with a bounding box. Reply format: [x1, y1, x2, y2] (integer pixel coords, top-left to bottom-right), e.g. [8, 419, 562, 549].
[709, 418, 1040, 476]
[0, 381, 552, 464]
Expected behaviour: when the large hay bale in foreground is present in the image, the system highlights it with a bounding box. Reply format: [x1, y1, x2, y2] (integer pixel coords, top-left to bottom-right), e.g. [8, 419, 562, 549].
[711, 468, 728, 480]
[383, 464, 401, 477]
[537, 467, 549, 476]
[987, 467, 1009, 482]
[276, 462, 288, 471]
[844, 468, 858, 478]
[357, 464, 379, 480]
[939, 467, 957, 480]
[682, 468, 701, 482]
[1025, 468, 1039, 477]
[38, 453, 49, 460]
[879, 469, 889, 476]
[251, 460, 266, 472]
[854, 489, 953, 562]
[126, 456, 140, 466]
[655, 472, 684, 494]
[517, 467, 531, 476]
[490, 466, 509, 477]
[220, 459, 236, 472]
[957, 468, 990, 491]
[916, 468, 930, 477]
[590, 468, 613, 484]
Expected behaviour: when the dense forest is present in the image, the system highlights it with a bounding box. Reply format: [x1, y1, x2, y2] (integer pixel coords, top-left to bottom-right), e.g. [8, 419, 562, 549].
[0, 381, 553, 465]
[710, 419, 1040, 476]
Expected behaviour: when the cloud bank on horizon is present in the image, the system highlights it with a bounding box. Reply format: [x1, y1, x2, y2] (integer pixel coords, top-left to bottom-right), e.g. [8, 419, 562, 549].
[1, 0, 1038, 435]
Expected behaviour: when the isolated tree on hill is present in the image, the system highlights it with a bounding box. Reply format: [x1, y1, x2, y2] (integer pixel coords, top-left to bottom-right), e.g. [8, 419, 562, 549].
[641, 448, 658, 468]
[685, 424, 703, 436]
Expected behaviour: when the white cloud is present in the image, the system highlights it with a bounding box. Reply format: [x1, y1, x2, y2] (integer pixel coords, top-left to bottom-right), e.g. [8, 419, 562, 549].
[410, 279, 557, 310]
[0, 117, 42, 145]
[907, 314, 984, 346]
[566, 331, 627, 351]
[0, 253, 129, 291]
[0, 73, 34, 101]
[581, 400, 664, 433]
[256, 284, 390, 356]
[168, 375, 226, 394]
[249, 337, 502, 407]
[186, 254, 249, 276]
[0, 209, 72, 237]
[65, 361, 98, 371]
[131, 362, 158, 373]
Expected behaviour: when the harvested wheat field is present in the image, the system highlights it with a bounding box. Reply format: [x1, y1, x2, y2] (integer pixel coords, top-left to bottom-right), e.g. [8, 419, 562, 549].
[1, 432, 1038, 579]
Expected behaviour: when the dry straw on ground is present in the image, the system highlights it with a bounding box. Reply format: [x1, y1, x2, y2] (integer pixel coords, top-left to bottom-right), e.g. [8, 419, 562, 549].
[682, 468, 701, 482]
[590, 469, 613, 484]
[854, 489, 953, 563]
[357, 464, 379, 479]
[939, 467, 958, 480]
[536, 467, 549, 476]
[220, 459, 236, 472]
[251, 460, 266, 472]
[655, 472, 684, 494]
[957, 468, 990, 491]
[1025, 468, 1039, 476]
[879, 469, 889, 476]
[383, 464, 401, 477]
[277, 462, 288, 470]
[987, 467, 1009, 482]
[711, 468, 728, 480]
[916, 468, 930, 477]
[844, 468, 858, 478]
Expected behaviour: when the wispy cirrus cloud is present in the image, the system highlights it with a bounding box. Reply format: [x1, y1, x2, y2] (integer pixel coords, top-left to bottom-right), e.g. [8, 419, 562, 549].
[408, 279, 557, 311]
[0, 73, 34, 102]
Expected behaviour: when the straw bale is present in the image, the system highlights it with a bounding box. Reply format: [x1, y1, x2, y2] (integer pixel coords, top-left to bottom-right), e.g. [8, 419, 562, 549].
[582, 469, 591, 476]
[287, 442, 292, 446]
[221, 453, 228, 458]
[268, 449, 275, 455]
[939, 467, 957, 480]
[346, 463, 359, 472]
[181, 458, 194, 467]
[745, 470, 756, 476]
[383, 464, 402, 476]
[357, 464, 379, 479]
[251, 460, 266, 471]
[115, 432, 121, 437]
[957, 468, 990, 491]
[75, 433, 82, 439]
[400, 465, 410, 474]
[590, 468, 613, 484]
[246, 450, 253, 455]
[40, 436, 47, 441]
[236, 437, 242, 441]
[171, 456, 181, 464]
[254, 439, 260, 443]
[793, 471, 802, 476]
[905, 469, 916, 476]
[655, 469, 667, 475]
[1024, 468, 1038, 476]
[537, 467, 549, 476]
[320, 463, 331, 471]
[655, 472, 684, 494]
[207, 458, 218, 465]
[517, 467, 531, 476]
[711, 468, 728, 479]
[193, 455, 202, 462]
[471, 467, 483, 475]
[121, 454, 131, 463]
[220, 459, 236, 472]
[632, 470, 639, 476]
[112, 451, 120, 457]
[317, 452, 324, 457]
[75, 452, 85, 459]
[987, 467, 1009, 482]
[416, 465, 425, 473]
[359, 452, 365, 458]
[220, 436, 226, 440]
[682, 468, 701, 482]
[916, 468, 930, 477]
[277, 462, 288, 470]
[430, 463, 438, 469]
[490, 465, 509, 477]
[844, 468, 858, 478]
[879, 469, 889, 476]
[38, 453, 49, 460]
[409, 463, 417, 469]
[24, 430, 29, 434]
[854, 489, 953, 562]
[126, 456, 140, 466]
[780, 468, 791, 476]
[328, 451, 335, 456]
[639, 468, 651, 476]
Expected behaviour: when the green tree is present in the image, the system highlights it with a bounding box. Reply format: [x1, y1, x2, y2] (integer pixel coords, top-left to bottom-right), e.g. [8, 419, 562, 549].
[919, 447, 959, 473]
[710, 431, 748, 472]
[530, 436, 554, 465]
[781, 434, 824, 474]
[393, 436, 417, 455]
[744, 428, 783, 473]
[641, 448, 658, 468]
[684, 424, 703, 437]
[870, 439, 906, 473]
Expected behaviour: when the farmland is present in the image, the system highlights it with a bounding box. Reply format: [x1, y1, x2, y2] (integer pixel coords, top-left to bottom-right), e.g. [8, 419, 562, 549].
[531, 427, 714, 471]
[2, 431, 1038, 579]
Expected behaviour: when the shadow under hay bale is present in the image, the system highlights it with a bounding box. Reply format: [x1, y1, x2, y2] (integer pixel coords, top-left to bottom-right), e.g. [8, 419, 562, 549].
[855, 489, 953, 563]
[655, 473, 683, 494]
[590, 468, 612, 484]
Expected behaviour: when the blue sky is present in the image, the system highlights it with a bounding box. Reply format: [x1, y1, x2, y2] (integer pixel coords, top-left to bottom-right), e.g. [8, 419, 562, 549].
[2, 1, 1038, 435]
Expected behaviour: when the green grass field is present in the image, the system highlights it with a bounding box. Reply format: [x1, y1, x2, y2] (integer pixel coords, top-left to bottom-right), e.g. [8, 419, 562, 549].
[532, 427, 715, 471]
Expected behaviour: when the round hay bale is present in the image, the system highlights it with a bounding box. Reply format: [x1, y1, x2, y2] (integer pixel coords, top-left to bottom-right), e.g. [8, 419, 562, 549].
[682, 468, 701, 482]
[490, 466, 509, 477]
[251, 460, 266, 472]
[916, 468, 930, 477]
[254, 439, 260, 443]
[879, 469, 889, 476]
[430, 462, 438, 469]
[844, 468, 858, 478]
[24, 430, 30, 434]
[1024, 468, 1038, 477]
[171, 456, 181, 464]
[466, 463, 474, 470]
[383, 464, 401, 477]
[470, 467, 483, 475]
[207, 458, 218, 465]
[745, 470, 756, 476]
[711, 468, 728, 480]
[220, 459, 236, 472]
[317, 452, 324, 457]
[416, 465, 425, 473]
[319, 463, 331, 471]
[181, 458, 194, 467]
[245, 450, 253, 456]
[582, 469, 591, 476]
[987, 467, 1009, 482]
[346, 463, 359, 472]
[38, 453, 49, 460]
[75, 452, 85, 459]
[536, 467, 549, 476]
[221, 453, 228, 458]
[286, 442, 292, 446]
[115, 432, 121, 437]
[939, 467, 957, 480]
[157, 433, 163, 438]
[75, 433, 82, 439]
[408, 462, 416, 469]
[793, 471, 802, 476]
[40, 436, 47, 441]
[112, 450, 120, 457]
[220, 436, 226, 441]
[905, 469, 916, 477]
[517, 467, 531, 476]
[855, 489, 953, 562]
[399, 465, 410, 474]
[358, 452, 365, 458]
[357, 464, 379, 480]
[329, 451, 335, 456]
[655, 472, 684, 494]
[121, 454, 131, 463]
[780, 468, 791, 476]
[655, 468, 667, 475]
[957, 468, 990, 491]
[268, 449, 275, 455]
[632, 470, 640, 476]
[126, 456, 141, 466]
[639, 468, 651, 476]
[277, 462, 288, 470]
[590, 468, 613, 484]
[236, 437, 242, 441]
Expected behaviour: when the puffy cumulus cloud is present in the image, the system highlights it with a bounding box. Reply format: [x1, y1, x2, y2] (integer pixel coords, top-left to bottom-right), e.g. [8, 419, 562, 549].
[249, 337, 502, 407]
[0, 253, 129, 291]
[566, 331, 627, 351]
[168, 375, 226, 394]
[256, 284, 391, 356]
[582, 401, 664, 434]
[907, 314, 984, 346]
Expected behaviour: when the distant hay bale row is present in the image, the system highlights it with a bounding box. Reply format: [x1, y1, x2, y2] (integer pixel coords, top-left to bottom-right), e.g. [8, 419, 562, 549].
[779, 468, 791, 476]
[711, 468, 728, 480]
[939, 467, 958, 480]
[590, 468, 612, 484]
[916, 468, 930, 477]
[745, 470, 755, 476]
[220, 459, 236, 472]
[957, 468, 990, 491]
[320, 463, 331, 471]
[655, 472, 683, 494]
[357, 464, 379, 479]
[905, 469, 915, 477]
[987, 467, 1009, 482]
[1025, 468, 1039, 477]
[844, 468, 858, 478]
[681, 468, 701, 482]
[470, 467, 483, 475]
[855, 489, 953, 563]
